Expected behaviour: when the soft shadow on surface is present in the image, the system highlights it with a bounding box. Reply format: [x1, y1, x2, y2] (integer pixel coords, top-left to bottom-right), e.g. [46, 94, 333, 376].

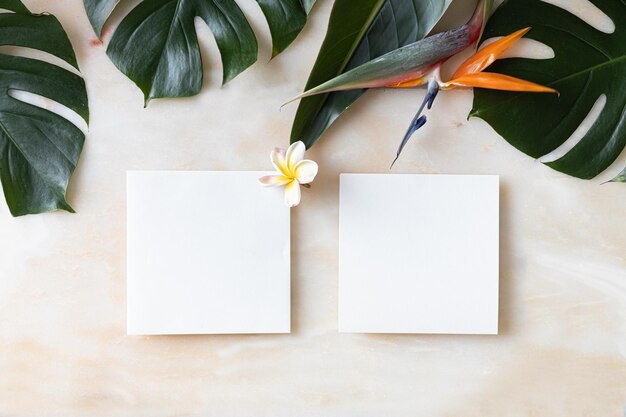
[497, 180, 515, 336]
[288, 161, 341, 336]
[290, 207, 302, 334]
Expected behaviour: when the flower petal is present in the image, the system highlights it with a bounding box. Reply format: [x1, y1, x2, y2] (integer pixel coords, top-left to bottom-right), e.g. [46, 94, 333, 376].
[447, 72, 557, 93]
[259, 175, 292, 187]
[286, 141, 305, 173]
[274, 147, 286, 158]
[452, 27, 531, 79]
[271, 148, 290, 176]
[294, 160, 318, 184]
[386, 75, 428, 88]
[284, 180, 301, 207]
[385, 63, 442, 89]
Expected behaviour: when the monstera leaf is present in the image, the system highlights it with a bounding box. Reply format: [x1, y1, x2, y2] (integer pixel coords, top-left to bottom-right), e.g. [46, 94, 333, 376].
[83, 0, 316, 104]
[290, 0, 452, 148]
[470, 0, 625, 180]
[0, 1, 88, 217]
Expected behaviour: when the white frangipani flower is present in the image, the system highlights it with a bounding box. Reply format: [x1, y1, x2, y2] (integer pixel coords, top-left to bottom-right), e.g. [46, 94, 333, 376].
[259, 141, 318, 207]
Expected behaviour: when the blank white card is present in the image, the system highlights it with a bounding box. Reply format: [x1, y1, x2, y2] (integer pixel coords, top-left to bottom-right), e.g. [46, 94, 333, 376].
[127, 171, 290, 335]
[339, 174, 499, 334]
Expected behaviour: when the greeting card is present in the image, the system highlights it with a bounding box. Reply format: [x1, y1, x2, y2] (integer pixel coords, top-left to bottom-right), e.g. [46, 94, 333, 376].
[339, 174, 499, 334]
[127, 171, 290, 335]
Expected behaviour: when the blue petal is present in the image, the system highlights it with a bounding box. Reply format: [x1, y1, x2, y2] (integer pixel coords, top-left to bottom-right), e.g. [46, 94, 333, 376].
[391, 79, 439, 168]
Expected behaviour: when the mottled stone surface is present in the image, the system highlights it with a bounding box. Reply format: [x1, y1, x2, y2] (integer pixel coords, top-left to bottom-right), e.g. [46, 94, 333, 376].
[0, 0, 624, 415]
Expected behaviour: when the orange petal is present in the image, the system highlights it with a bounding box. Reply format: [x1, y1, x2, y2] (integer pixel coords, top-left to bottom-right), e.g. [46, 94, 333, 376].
[448, 72, 557, 93]
[386, 76, 427, 88]
[453, 27, 531, 79]
[384, 63, 441, 88]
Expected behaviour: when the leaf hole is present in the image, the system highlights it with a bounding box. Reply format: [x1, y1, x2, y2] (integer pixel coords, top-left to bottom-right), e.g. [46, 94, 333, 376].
[8, 89, 88, 134]
[0, 45, 79, 75]
[542, 0, 615, 34]
[193, 16, 223, 88]
[540, 94, 606, 163]
[482, 37, 555, 60]
[228, 1, 272, 61]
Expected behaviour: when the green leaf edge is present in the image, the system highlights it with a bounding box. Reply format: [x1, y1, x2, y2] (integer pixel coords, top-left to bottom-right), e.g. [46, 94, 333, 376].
[0, 0, 89, 216]
[83, 0, 315, 104]
[289, 0, 388, 148]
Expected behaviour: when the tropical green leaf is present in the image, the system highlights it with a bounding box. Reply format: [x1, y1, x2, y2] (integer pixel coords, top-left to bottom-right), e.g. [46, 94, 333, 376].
[83, 0, 118, 38]
[470, 0, 626, 180]
[290, 0, 453, 148]
[0, 0, 88, 217]
[83, 0, 315, 104]
[257, 0, 312, 58]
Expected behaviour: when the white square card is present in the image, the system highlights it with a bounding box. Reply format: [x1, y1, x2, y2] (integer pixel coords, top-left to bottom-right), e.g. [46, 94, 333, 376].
[339, 174, 499, 334]
[127, 171, 290, 335]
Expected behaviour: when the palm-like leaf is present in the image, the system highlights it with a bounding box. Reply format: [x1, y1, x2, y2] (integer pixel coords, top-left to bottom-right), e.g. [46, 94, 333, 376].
[290, 0, 453, 148]
[83, 0, 316, 104]
[0, 0, 88, 216]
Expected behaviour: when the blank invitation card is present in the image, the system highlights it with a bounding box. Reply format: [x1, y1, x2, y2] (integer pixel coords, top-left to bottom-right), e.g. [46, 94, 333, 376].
[339, 174, 499, 334]
[127, 171, 290, 335]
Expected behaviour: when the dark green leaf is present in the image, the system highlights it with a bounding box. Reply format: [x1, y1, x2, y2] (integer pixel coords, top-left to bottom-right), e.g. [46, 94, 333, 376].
[83, 0, 119, 38]
[106, 0, 257, 104]
[257, 0, 315, 57]
[0, 2, 88, 216]
[290, 0, 452, 148]
[83, 0, 314, 102]
[0, 8, 80, 68]
[470, 0, 626, 180]
[0, 0, 29, 14]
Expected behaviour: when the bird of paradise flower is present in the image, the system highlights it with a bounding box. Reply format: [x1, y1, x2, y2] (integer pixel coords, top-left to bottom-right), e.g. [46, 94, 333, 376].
[284, 0, 558, 167]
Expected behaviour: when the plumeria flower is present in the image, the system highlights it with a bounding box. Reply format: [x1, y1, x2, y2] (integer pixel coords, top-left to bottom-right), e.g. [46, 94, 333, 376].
[259, 141, 318, 207]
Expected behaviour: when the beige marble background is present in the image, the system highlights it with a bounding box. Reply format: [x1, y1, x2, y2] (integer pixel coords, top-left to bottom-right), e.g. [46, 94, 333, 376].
[1, 0, 625, 415]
